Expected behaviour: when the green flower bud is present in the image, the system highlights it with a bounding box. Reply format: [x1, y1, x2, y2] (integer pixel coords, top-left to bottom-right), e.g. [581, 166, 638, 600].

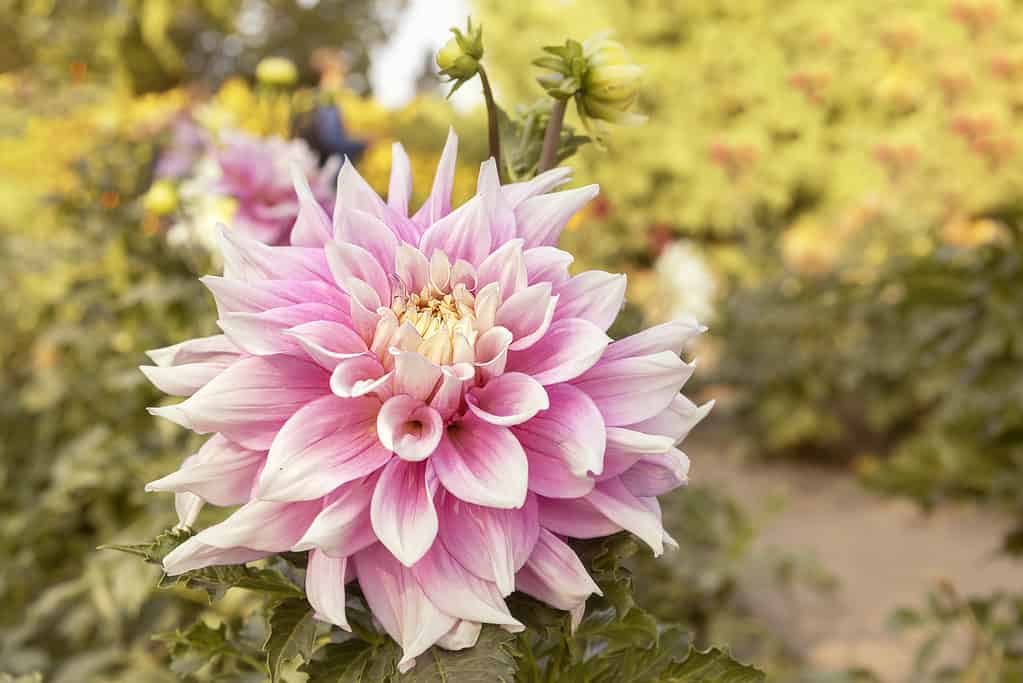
[256, 57, 298, 87]
[143, 180, 178, 216]
[437, 18, 484, 95]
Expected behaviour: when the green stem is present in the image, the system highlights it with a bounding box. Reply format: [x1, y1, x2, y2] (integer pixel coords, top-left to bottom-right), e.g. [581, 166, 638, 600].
[537, 98, 567, 174]
[477, 66, 503, 180]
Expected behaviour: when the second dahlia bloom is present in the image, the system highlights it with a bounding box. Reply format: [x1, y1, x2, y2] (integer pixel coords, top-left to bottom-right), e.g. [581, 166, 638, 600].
[143, 130, 710, 671]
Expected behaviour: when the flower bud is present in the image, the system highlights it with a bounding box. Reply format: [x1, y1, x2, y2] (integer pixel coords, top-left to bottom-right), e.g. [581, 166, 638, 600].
[256, 57, 298, 87]
[143, 180, 178, 216]
[436, 18, 484, 93]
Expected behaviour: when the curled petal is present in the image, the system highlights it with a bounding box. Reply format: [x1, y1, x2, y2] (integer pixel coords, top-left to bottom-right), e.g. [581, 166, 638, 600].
[285, 320, 368, 371]
[395, 244, 430, 294]
[496, 283, 558, 351]
[377, 395, 444, 462]
[330, 355, 392, 399]
[466, 372, 549, 427]
[474, 326, 513, 382]
[371, 459, 438, 566]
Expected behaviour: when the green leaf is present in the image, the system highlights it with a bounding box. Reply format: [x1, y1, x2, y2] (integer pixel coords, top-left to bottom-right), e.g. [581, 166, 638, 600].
[301, 639, 400, 683]
[99, 527, 191, 563]
[265, 598, 318, 682]
[667, 647, 765, 683]
[394, 626, 517, 683]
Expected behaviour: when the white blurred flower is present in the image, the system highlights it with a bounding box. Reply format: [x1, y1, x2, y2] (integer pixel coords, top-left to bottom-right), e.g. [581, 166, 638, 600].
[654, 240, 717, 324]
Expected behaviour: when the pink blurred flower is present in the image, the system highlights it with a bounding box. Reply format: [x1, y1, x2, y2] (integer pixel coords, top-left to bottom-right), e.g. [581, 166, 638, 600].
[215, 131, 336, 245]
[143, 130, 709, 671]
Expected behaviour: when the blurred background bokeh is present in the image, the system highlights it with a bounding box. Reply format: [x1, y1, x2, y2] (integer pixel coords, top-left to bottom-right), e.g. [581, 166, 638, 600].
[3, 1, 1023, 681]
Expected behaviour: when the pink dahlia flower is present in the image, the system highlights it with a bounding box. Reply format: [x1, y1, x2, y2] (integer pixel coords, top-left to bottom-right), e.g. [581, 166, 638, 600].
[143, 130, 710, 672]
[215, 131, 336, 245]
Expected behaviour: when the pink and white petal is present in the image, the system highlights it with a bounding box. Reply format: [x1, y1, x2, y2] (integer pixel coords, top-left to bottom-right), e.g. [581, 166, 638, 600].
[146, 334, 239, 367]
[601, 316, 706, 362]
[436, 621, 482, 651]
[326, 241, 391, 305]
[395, 244, 431, 293]
[573, 351, 695, 426]
[371, 459, 438, 566]
[505, 318, 610, 385]
[473, 327, 513, 383]
[148, 355, 330, 450]
[515, 185, 599, 248]
[477, 158, 517, 246]
[502, 167, 573, 208]
[335, 209, 400, 273]
[495, 283, 558, 351]
[285, 320, 368, 371]
[554, 271, 627, 331]
[256, 395, 390, 501]
[140, 360, 231, 397]
[438, 491, 539, 596]
[334, 159, 419, 244]
[523, 247, 573, 285]
[472, 282, 501, 333]
[629, 395, 714, 445]
[431, 416, 528, 509]
[412, 127, 458, 229]
[511, 383, 605, 481]
[200, 276, 349, 316]
[289, 164, 333, 247]
[466, 372, 549, 427]
[429, 363, 473, 421]
[536, 496, 622, 539]
[586, 478, 667, 555]
[293, 476, 378, 556]
[388, 142, 413, 216]
[218, 303, 345, 356]
[354, 543, 457, 674]
[306, 549, 351, 629]
[619, 448, 690, 497]
[146, 434, 264, 506]
[392, 351, 443, 402]
[413, 542, 523, 629]
[329, 355, 392, 398]
[419, 196, 492, 266]
[162, 499, 320, 574]
[218, 226, 331, 282]
[605, 427, 676, 455]
[175, 491, 204, 529]
[514, 529, 601, 612]
[449, 259, 477, 292]
[517, 435, 596, 499]
[377, 395, 444, 462]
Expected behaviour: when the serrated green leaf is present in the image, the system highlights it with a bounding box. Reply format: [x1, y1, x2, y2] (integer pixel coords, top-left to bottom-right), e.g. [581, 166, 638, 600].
[301, 639, 379, 683]
[666, 648, 765, 683]
[99, 527, 191, 563]
[159, 563, 303, 601]
[265, 598, 318, 682]
[394, 626, 517, 683]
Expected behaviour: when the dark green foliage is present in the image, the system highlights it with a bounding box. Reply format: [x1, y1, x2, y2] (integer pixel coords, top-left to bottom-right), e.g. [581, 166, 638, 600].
[265, 599, 318, 682]
[498, 103, 589, 182]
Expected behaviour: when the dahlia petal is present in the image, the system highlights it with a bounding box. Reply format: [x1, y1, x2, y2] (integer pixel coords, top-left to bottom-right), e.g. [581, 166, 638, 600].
[395, 244, 431, 293]
[419, 196, 492, 266]
[388, 142, 413, 216]
[475, 240, 525, 300]
[145, 434, 263, 506]
[412, 127, 458, 229]
[147, 355, 329, 450]
[573, 351, 695, 426]
[515, 529, 601, 612]
[466, 372, 549, 427]
[335, 209, 400, 274]
[285, 320, 369, 371]
[289, 163, 333, 247]
[630, 395, 714, 445]
[619, 448, 690, 497]
[505, 318, 610, 385]
[334, 159, 419, 243]
[392, 351, 443, 402]
[473, 282, 501, 332]
[432, 416, 528, 509]
[605, 426, 676, 455]
[326, 241, 390, 305]
[201, 276, 349, 316]
[139, 361, 231, 397]
[438, 491, 539, 596]
[515, 184, 599, 248]
[218, 226, 331, 282]
[306, 550, 350, 630]
[354, 543, 457, 673]
[371, 459, 438, 566]
[329, 355, 392, 398]
[554, 271, 627, 331]
[536, 496, 621, 539]
[450, 259, 477, 292]
[429, 250, 451, 291]
[430, 363, 473, 420]
[477, 158, 517, 246]
[436, 621, 482, 651]
[496, 283, 558, 351]
[586, 478, 666, 555]
[601, 316, 706, 362]
[377, 395, 444, 462]
[163, 499, 320, 574]
[146, 334, 239, 367]
[293, 476, 378, 556]
[523, 246, 573, 285]
[175, 490, 204, 528]
[256, 395, 390, 501]
[473, 326, 513, 382]
[502, 167, 573, 207]
[412, 542, 523, 628]
[218, 303, 345, 356]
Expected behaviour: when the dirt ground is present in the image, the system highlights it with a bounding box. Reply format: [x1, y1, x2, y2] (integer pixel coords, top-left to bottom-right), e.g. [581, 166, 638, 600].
[689, 437, 1023, 681]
